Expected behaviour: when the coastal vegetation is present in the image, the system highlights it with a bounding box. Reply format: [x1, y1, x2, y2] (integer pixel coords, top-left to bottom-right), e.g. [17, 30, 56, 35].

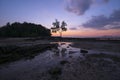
[0, 22, 51, 37]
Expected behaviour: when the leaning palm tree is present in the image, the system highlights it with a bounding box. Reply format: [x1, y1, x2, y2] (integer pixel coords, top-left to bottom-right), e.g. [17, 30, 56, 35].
[51, 19, 67, 37]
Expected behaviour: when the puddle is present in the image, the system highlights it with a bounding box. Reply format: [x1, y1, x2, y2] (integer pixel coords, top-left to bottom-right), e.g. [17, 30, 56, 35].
[50, 42, 81, 58]
[0, 42, 82, 80]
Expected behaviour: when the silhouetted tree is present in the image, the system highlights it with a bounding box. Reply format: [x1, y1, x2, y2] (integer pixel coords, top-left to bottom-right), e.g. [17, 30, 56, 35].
[6, 22, 10, 27]
[51, 19, 67, 37]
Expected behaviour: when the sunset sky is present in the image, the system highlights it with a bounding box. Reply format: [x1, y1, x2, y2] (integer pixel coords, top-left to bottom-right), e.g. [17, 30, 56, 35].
[0, 0, 120, 37]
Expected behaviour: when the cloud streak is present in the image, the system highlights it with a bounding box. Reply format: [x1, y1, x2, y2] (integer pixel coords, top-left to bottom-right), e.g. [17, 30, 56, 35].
[82, 9, 120, 30]
[69, 27, 78, 30]
[65, 0, 109, 15]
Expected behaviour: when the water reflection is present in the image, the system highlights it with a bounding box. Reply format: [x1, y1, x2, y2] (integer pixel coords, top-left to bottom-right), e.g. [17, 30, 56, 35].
[0, 42, 81, 80]
[50, 42, 80, 59]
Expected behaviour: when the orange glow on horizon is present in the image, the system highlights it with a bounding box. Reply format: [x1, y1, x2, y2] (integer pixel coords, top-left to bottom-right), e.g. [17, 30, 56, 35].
[52, 29, 120, 37]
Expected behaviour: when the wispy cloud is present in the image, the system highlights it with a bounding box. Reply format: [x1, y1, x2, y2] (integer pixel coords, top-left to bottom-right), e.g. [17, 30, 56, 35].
[82, 9, 120, 30]
[103, 0, 109, 3]
[69, 27, 78, 30]
[65, 0, 109, 15]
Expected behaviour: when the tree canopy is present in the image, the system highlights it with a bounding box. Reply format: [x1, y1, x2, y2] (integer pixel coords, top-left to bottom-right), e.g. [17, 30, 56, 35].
[51, 19, 67, 37]
[0, 22, 51, 37]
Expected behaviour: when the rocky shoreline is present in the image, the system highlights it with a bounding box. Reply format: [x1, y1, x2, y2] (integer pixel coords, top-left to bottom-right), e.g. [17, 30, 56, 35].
[0, 38, 120, 80]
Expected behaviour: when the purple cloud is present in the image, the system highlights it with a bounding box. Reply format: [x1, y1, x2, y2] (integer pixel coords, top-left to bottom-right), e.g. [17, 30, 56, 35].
[82, 9, 120, 29]
[65, 0, 92, 15]
[104, 0, 109, 3]
[65, 0, 109, 15]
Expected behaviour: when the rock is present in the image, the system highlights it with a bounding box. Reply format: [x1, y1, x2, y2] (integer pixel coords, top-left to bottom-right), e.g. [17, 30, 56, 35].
[60, 60, 69, 65]
[69, 51, 76, 54]
[80, 49, 88, 53]
[80, 49, 88, 56]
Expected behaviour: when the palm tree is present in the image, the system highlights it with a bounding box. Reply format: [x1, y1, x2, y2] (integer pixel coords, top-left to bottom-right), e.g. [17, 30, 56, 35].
[51, 19, 67, 37]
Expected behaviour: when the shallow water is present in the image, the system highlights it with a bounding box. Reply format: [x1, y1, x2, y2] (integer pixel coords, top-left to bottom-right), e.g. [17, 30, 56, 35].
[0, 42, 81, 80]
